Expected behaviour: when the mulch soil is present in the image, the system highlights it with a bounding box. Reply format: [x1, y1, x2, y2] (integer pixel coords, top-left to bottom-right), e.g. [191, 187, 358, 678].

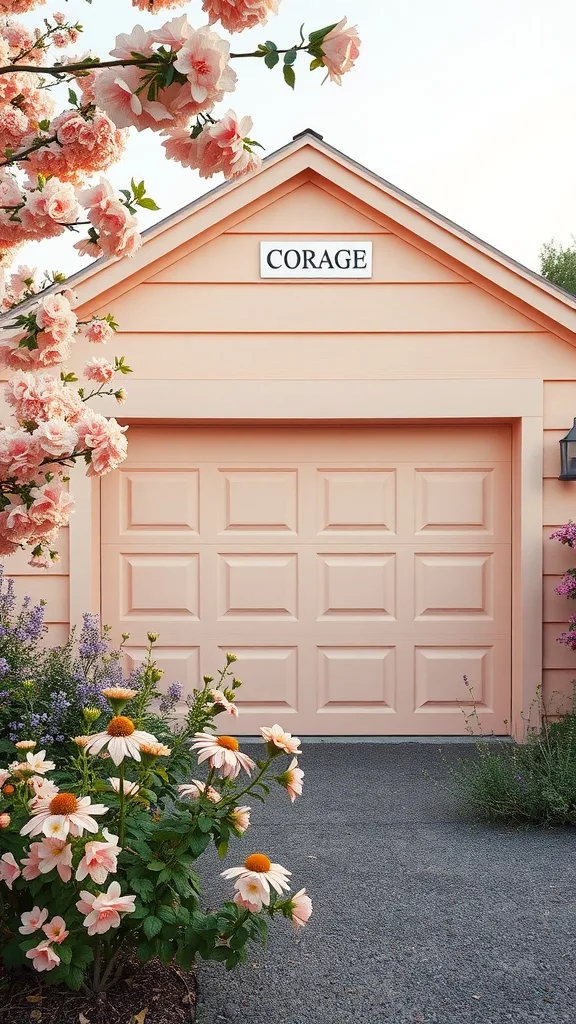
[0, 958, 196, 1024]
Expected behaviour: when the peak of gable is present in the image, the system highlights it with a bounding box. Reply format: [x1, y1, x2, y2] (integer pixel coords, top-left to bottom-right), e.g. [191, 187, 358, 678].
[227, 181, 387, 235]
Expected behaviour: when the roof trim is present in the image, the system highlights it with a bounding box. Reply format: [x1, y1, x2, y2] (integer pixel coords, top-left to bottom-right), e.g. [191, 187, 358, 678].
[3, 128, 576, 334]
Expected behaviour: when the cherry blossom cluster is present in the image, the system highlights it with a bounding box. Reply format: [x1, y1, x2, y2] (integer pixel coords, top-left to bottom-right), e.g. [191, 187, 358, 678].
[0, 287, 130, 564]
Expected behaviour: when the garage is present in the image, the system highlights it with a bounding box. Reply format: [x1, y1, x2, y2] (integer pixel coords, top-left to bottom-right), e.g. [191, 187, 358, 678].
[101, 423, 511, 735]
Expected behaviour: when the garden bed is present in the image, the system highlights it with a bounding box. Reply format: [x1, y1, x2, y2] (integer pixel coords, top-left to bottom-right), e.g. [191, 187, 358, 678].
[0, 958, 196, 1024]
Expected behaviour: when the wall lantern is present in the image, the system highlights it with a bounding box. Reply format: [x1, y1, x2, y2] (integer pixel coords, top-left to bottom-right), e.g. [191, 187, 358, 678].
[559, 418, 576, 480]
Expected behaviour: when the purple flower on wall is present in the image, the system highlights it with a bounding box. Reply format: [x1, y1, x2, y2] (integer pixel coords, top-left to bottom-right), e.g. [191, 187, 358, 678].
[79, 613, 108, 659]
[555, 571, 576, 597]
[550, 521, 576, 548]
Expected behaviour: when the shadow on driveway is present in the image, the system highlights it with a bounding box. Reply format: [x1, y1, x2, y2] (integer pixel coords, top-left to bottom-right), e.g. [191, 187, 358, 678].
[195, 743, 576, 1024]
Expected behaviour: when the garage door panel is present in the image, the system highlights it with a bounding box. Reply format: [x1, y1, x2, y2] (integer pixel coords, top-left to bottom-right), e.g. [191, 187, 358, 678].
[101, 425, 511, 734]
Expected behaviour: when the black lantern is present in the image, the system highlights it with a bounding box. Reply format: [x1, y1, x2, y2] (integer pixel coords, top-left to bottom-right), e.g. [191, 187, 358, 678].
[559, 418, 576, 480]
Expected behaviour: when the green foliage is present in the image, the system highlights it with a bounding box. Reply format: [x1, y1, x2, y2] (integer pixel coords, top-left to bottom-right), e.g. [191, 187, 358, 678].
[540, 238, 576, 296]
[445, 685, 576, 824]
[0, 578, 306, 994]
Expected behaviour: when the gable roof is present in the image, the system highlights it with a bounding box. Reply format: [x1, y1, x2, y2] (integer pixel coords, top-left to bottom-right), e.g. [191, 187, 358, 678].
[5, 129, 576, 344]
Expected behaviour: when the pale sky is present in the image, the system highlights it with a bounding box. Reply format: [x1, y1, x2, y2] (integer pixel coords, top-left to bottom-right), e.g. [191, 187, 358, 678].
[16, 0, 576, 276]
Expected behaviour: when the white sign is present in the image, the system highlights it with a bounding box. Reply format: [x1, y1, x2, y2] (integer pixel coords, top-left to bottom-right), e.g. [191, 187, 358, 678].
[260, 240, 373, 279]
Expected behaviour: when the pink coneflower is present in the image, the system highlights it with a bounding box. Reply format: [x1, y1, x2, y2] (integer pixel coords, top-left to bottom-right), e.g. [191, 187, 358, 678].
[289, 888, 313, 930]
[20, 792, 107, 839]
[36, 837, 73, 882]
[15, 740, 36, 750]
[76, 829, 120, 884]
[178, 780, 221, 803]
[42, 916, 68, 944]
[229, 805, 250, 833]
[260, 724, 301, 755]
[191, 732, 255, 780]
[76, 880, 136, 935]
[209, 689, 239, 717]
[0, 851, 21, 889]
[221, 853, 291, 911]
[84, 716, 158, 765]
[26, 939, 60, 972]
[19, 906, 48, 934]
[276, 758, 304, 802]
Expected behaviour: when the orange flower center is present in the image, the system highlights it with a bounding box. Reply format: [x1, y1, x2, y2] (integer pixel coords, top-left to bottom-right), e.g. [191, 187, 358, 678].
[217, 736, 239, 751]
[49, 793, 79, 815]
[244, 853, 272, 873]
[107, 716, 136, 737]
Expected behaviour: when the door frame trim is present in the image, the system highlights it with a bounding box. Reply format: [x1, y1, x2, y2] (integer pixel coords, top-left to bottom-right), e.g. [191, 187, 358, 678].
[69, 377, 542, 740]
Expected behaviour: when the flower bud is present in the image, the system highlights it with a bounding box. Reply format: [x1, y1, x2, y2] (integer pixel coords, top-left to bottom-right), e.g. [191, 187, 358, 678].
[0, 813, 10, 828]
[22, 679, 35, 690]
[147, 632, 159, 644]
[225, 652, 237, 663]
[150, 667, 163, 683]
[83, 707, 101, 723]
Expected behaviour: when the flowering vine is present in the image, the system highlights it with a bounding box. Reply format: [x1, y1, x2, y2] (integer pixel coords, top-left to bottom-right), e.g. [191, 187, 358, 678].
[551, 521, 576, 648]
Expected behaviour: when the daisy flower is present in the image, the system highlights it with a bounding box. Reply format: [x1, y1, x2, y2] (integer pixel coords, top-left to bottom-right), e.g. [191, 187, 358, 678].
[140, 741, 172, 758]
[29, 776, 59, 801]
[289, 889, 313, 930]
[178, 780, 221, 803]
[221, 853, 291, 911]
[24, 750, 56, 775]
[42, 916, 69, 945]
[101, 686, 138, 713]
[229, 805, 251, 833]
[261, 725, 301, 755]
[84, 716, 158, 766]
[209, 689, 239, 717]
[20, 792, 108, 840]
[15, 740, 36, 750]
[108, 777, 140, 797]
[277, 758, 304, 802]
[191, 732, 255, 780]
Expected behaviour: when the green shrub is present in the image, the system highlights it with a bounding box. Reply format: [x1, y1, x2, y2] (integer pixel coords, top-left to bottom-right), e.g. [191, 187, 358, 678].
[444, 686, 576, 825]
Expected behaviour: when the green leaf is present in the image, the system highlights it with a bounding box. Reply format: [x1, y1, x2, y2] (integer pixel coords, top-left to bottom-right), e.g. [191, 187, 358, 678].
[143, 915, 163, 939]
[284, 48, 297, 66]
[158, 905, 178, 925]
[264, 50, 279, 70]
[131, 876, 155, 900]
[159, 938, 173, 964]
[217, 840, 228, 860]
[146, 859, 166, 871]
[265, 39, 278, 50]
[229, 925, 248, 949]
[283, 65, 296, 89]
[66, 965, 85, 991]
[310, 57, 323, 70]
[57, 943, 73, 965]
[68, 87, 78, 106]
[137, 197, 160, 211]
[189, 831, 211, 856]
[197, 814, 213, 833]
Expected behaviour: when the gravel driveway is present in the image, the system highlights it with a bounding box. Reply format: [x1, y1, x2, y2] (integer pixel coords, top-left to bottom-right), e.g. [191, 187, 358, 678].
[195, 742, 576, 1024]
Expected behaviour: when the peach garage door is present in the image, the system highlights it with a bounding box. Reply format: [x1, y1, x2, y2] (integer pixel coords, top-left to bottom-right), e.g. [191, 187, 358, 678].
[100, 424, 511, 735]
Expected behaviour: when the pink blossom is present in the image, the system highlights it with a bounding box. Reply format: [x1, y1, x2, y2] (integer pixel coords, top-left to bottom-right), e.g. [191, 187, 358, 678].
[0, 812, 10, 827]
[9, 264, 37, 301]
[76, 880, 136, 935]
[109, 25, 155, 60]
[81, 319, 115, 345]
[21, 843, 42, 881]
[261, 724, 301, 755]
[26, 939, 60, 972]
[202, 0, 280, 33]
[76, 828, 121, 884]
[550, 522, 576, 547]
[319, 17, 361, 84]
[0, 851, 21, 889]
[153, 15, 192, 51]
[84, 356, 114, 383]
[35, 292, 77, 343]
[94, 65, 173, 132]
[173, 26, 237, 110]
[19, 906, 49, 934]
[0, 429, 43, 484]
[74, 236, 103, 258]
[555, 571, 576, 597]
[34, 418, 78, 459]
[163, 111, 261, 181]
[21, 178, 80, 228]
[77, 411, 128, 476]
[27, 481, 75, 537]
[289, 888, 312, 930]
[36, 837, 73, 882]
[42, 916, 69, 944]
[5, 372, 84, 424]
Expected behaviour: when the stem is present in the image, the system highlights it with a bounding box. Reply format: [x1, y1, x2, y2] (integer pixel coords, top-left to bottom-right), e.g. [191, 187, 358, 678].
[0, 44, 307, 80]
[219, 756, 276, 807]
[118, 761, 126, 847]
